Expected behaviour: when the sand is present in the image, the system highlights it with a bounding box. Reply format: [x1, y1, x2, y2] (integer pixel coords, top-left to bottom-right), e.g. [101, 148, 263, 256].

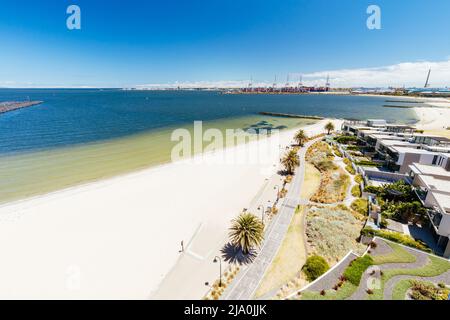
[413, 98, 450, 131]
[0, 119, 339, 299]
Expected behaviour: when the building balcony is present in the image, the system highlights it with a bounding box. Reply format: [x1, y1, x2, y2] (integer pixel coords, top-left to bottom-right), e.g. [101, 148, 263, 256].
[427, 208, 443, 232]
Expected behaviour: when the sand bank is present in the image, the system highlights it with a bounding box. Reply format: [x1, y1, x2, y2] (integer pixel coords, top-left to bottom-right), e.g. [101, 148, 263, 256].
[413, 103, 450, 131]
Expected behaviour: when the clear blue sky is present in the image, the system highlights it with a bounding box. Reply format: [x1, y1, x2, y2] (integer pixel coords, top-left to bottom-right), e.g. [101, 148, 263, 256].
[0, 0, 449, 87]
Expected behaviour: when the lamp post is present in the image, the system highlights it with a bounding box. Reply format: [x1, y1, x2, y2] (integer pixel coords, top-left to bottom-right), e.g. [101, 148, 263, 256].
[274, 185, 280, 201]
[213, 256, 222, 287]
[258, 205, 265, 224]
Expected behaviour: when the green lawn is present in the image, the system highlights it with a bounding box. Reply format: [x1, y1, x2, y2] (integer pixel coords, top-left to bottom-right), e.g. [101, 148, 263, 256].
[368, 255, 450, 300]
[299, 282, 357, 300]
[296, 241, 450, 301]
[392, 279, 414, 300]
[372, 242, 416, 265]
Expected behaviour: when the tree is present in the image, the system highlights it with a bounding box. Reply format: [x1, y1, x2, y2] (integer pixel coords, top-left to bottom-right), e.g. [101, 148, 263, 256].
[281, 149, 300, 174]
[229, 213, 264, 254]
[294, 129, 308, 147]
[384, 201, 427, 224]
[325, 121, 335, 135]
[380, 180, 416, 202]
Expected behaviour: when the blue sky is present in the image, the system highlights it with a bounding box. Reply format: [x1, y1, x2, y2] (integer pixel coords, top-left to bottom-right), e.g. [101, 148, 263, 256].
[0, 0, 449, 87]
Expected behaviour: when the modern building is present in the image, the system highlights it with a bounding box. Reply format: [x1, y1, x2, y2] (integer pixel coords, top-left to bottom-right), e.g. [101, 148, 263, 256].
[408, 163, 450, 258]
[385, 146, 442, 173]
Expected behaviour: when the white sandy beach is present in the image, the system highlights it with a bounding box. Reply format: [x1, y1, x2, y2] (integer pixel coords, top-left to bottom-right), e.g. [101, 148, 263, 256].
[0, 119, 337, 299]
[413, 98, 450, 131]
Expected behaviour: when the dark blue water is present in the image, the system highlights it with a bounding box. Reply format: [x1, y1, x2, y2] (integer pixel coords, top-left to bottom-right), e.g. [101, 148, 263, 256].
[0, 89, 418, 155]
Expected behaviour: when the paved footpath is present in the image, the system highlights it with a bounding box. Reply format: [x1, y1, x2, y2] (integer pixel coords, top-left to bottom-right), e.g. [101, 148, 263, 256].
[221, 138, 318, 300]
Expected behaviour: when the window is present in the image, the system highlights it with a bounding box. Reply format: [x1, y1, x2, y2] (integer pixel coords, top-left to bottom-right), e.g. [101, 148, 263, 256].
[432, 155, 438, 165]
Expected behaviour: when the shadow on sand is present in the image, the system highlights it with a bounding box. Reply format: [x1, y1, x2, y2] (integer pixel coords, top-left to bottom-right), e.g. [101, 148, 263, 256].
[221, 243, 257, 265]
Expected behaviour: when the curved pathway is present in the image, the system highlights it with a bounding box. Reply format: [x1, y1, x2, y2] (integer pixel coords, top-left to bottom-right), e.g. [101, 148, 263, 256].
[383, 270, 450, 300]
[221, 138, 319, 300]
[349, 238, 449, 300]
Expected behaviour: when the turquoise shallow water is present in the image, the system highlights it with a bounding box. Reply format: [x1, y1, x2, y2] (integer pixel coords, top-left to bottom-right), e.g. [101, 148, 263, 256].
[0, 89, 418, 203]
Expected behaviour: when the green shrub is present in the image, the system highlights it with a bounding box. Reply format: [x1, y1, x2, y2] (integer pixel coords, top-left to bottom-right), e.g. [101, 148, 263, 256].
[343, 158, 352, 166]
[303, 255, 330, 281]
[409, 280, 449, 300]
[364, 185, 382, 194]
[316, 160, 338, 172]
[335, 136, 358, 144]
[382, 201, 427, 224]
[360, 227, 376, 237]
[346, 145, 361, 151]
[380, 217, 388, 229]
[343, 255, 374, 286]
[379, 180, 417, 202]
[351, 198, 368, 215]
[351, 185, 362, 197]
[360, 227, 431, 252]
[346, 165, 356, 175]
[332, 146, 343, 157]
[354, 175, 364, 184]
[355, 160, 378, 167]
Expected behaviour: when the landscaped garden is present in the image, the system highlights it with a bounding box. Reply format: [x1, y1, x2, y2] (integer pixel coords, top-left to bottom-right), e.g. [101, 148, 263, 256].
[305, 205, 366, 264]
[292, 238, 450, 300]
[306, 141, 350, 204]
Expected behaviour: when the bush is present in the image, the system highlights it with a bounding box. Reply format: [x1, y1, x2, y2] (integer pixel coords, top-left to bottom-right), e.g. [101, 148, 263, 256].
[302, 255, 330, 281]
[360, 227, 431, 252]
[364, 185, 382, 194]
[379, 217, 388, 229]
[379, 180, 417, 202]
[316, 160, 337, 172]
[346, 145, 361, 151]
[346, 165, 356, 175]
[351, 198, 368, 215]
[343, 158, 352, 166]
[343, 255, 374, 286]
[351, 185, 362, 197]
[355, 160, 378, 167]
[382, 201, 427, 224]
[335, 136, 358, 144]
[410, 280, 449, 300]
[354, 175, 363, 184]
[332, 146, 343, 157]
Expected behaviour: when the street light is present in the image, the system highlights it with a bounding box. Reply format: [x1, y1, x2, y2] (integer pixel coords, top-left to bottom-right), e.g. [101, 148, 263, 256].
[258, 205, 265, 224]
[274, 185, 280, 201]
[213, 256, 222, 287]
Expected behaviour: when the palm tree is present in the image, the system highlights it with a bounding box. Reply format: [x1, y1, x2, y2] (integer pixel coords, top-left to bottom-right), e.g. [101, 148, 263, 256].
[294, 129, 308, 147]
[325, 121, 335, 135]
[281, 149, 300, 174]
[229, 213, 264, 254]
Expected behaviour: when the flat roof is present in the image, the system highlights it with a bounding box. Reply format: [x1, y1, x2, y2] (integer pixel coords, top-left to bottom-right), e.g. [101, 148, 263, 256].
[414, 134, 450, 142]
[431, 192, 450, 214]
[360, 130, 384, 134]
[389, 146, 440, 155]
[369, 133, 405, 139]
[409, 163, 450, 178]
[380, 140, 420, 147]
[385, 124, 416, 129]
[419, 175, 450, 193]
